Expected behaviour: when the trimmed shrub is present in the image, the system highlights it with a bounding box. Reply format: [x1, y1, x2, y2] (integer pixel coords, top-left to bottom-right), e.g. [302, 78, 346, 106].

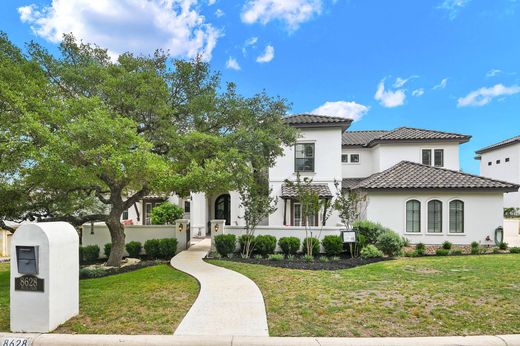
[268, 254, 284, 261]
[302, 237, 320, 256]
[254, 235, 277, 256]
[416, 242, 426, 256]
[278, 237, 301, 255]
[510, 247, 520, 254]
[451, 249, 463, 256]
[436, 249, 450, 256]
[498, 242, 508, 250]
[214, 234, 237, 257]
[442, 241, 452, 250]
[353, 220, 387, 245]
[144, 239, 161, 259]
[322, 235, 343, 256]
[159, 238, 177, 259]
[238, 234, 256, 254]
[360, 245, 384, 259]
[150, 202, 184, 225]
[471, 241, 480, 255]
[104, 243, 112, 258]
[404, 250, 418, 257]
[82, 245, 100, 264]
[126, 241, 142, 258]
[376, 230, 404, 257]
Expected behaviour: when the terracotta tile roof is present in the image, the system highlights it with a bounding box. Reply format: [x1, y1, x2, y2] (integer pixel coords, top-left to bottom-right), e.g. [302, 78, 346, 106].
[351, 161, 519, 192]
[281, 183, 333, 198]
[285, 114, 352, 131]
[475, 135, 520, 154]
[342, 127, 471, 147]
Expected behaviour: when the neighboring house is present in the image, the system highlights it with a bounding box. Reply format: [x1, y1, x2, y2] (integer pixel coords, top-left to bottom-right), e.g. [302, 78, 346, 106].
[127, 114, 519, 244]
[121, 195, 191, 226]
[475, 135, 520, 209]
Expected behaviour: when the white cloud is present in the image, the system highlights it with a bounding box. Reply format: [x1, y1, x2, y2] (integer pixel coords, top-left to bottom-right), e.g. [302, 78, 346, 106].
[241, 0, 322, 31]
[18, 0, 220, 61]
[433, 78, 448, 90]
[208, 0, 217, 5]
[393, 75, 418, 88]
[311, 101, 369, 121]
[412, 88, 425, 97]
[245, 36, 258, 46]
[437, 0, 471, 20]
[457, 84, 520, 107]
[374, 79, 406, 108]
[226, 57, 241, 70]
[486, 68, 502, 77]
[215, 9, 224, 17]
[256, 45, 275, 63]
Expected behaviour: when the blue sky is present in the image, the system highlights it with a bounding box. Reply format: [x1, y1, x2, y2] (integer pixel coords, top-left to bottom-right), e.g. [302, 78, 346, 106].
[1, 0, 519, 174]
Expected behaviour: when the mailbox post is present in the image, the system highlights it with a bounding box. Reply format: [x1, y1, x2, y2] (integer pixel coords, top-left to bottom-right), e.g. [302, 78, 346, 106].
[10, 222, 79, 332]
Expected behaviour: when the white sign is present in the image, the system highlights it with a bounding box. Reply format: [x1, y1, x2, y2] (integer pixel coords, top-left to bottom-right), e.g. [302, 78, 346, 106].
[341, 231, 357, 243]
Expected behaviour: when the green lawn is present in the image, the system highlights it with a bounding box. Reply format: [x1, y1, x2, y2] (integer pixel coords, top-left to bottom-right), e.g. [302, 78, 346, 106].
[0, 263, 198, 334]
[210, 255, 520, 337]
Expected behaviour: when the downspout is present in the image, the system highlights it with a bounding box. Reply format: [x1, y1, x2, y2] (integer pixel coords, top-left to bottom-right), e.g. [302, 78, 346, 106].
[283, 198, 287, 226]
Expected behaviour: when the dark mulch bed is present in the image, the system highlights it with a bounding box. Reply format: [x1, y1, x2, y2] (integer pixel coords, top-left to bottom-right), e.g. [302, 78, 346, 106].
[209, 256, 392, 270]
[80, 259, 169, 279]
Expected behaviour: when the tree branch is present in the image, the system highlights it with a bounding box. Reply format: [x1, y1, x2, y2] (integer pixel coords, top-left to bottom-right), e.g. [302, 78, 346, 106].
[122, 186, 149, 210]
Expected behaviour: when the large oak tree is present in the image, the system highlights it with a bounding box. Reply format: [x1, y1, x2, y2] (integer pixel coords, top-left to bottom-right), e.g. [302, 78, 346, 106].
[0, 33, 296, 266]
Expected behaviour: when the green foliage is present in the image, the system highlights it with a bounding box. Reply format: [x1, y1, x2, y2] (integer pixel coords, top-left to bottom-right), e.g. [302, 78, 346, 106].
[321, 235, 343, 256]
[303, 237, 320, 256]
[125, 241, 142, 258]
[144, 239, 161, 259]
[436, 249, 450, 256]
[360, 245, 384, 259]
[254, 254, 264, 260]
[286, 254, 295, 261]
[498, 242, 508, 250]
[303, 254, 314, 262]
[353, 220, 387, 245]
[82, 245, 100, 264]
[471, 241, 480, 255]
[104, 243, 112, 258]
[510, 247, 520, 254]
[79, 267, 107, 279]
[214, 234, 237, 257]
[442, 241, 452, 250]
[268, 254, 284, 261]
[254, 235, 277, 256]
[333, 187, 365, 230]
[416, 242, 426, 256]
[401, 237, 410, 247]
[239, 235, 256, 255]
[159, 238, 178, 259]
[331, 256, 340, 262]
[319, 256, 329, 263]
[376, 230, 404, 257]
[150, 202, 184, 225]
[451, 249, 463, 256]
[504, 207, 520, 218]
[278, 237, 301, 255]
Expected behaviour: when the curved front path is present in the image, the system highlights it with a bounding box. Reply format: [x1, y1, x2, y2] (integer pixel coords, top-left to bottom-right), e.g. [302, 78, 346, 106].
[171, 238, 269, 336]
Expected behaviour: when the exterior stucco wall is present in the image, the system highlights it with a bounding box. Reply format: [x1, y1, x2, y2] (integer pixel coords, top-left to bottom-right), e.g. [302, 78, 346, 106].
[341, 148, 374, 178]
[269, 127, 343, 227]
[365, 191, 503, 245]
[479, 143, 520, 208]
[375, 142, 460, 172]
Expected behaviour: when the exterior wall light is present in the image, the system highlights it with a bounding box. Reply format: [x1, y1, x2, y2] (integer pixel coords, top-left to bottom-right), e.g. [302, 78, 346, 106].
[178, 223, 184, 232]
[214, 224, 219, 232]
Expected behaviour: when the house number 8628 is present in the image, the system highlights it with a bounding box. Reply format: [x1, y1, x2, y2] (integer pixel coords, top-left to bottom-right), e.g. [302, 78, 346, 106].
[2, 338, 30, 346]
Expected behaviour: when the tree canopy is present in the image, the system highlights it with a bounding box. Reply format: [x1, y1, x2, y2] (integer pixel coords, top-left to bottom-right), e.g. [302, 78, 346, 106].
[0, 32, 296, 265]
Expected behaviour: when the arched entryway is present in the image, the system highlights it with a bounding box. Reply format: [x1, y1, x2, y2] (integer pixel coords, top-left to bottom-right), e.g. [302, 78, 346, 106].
[215, 194, 231, 225]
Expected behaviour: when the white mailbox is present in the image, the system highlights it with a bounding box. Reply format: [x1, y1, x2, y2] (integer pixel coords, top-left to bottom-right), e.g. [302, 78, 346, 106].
[10, 222, 79, 333]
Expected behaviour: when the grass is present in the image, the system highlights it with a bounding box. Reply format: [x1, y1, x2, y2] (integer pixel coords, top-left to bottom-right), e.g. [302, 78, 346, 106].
[0, 263, 198, 334]
[210, 255, 520, 337]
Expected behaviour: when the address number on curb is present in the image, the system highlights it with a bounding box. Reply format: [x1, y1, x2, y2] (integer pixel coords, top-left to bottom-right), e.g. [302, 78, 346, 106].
[1, 338, 32, 346]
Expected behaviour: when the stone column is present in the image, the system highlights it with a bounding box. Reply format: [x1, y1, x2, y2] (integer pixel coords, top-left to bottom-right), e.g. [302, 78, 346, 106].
[174, 219, 190, 253]
[210, 219, 226, 252]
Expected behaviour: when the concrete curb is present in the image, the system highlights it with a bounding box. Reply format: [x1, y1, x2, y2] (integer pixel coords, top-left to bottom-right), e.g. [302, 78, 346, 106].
[2, 334, 520, 346]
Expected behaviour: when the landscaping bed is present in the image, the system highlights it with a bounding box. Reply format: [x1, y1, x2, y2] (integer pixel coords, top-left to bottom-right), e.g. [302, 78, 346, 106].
[211, 255, 391, 270]
[80, 259, 169, 279]
[210, 254, 520, 337]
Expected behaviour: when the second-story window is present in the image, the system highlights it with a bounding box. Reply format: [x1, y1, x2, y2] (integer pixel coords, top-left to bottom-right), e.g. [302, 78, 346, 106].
[434, 149, 444, 167]
[350, 154, 360, 163]
[341, 154, 349, 163]
[422, 149, 444, 167]
[422, 149, 432, 166]
[295, 143, 315, 172]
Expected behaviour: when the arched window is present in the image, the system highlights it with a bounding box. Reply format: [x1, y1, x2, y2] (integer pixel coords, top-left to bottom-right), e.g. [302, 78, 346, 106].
[449, 200, 464, 233]
[428, 200, 443, 233]
[406, 200, 421, 232]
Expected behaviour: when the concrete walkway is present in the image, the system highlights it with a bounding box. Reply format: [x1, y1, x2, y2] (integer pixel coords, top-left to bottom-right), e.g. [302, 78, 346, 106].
[171, 238, 269, 336]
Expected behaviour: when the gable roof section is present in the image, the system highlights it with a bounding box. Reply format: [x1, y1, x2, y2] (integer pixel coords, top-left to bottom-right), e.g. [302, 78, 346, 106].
[351, 161, 519, 192]
[342, 127, 471, 147]
[281, 183, 333, 198]
[285, 114, 352, 132]
[475, 135, 520, 154]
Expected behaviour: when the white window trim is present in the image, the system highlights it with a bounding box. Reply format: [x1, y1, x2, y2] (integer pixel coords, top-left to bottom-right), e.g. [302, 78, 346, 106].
[426, 198, 444, 234]
[404, 198, 422, 234]
[448, 197, 465, 234]
[421, 148, 445, 168]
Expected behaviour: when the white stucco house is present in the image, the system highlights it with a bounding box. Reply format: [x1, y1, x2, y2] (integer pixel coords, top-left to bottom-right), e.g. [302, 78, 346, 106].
[475, 135, 520, 209]
[123, 114, 519, 245]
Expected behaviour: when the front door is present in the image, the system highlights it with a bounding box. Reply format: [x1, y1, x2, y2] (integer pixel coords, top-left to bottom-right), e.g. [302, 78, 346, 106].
[215, 194, 231, 225]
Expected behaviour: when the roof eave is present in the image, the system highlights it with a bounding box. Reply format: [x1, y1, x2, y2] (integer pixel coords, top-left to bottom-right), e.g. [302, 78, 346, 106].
[353, 187, 519, 193]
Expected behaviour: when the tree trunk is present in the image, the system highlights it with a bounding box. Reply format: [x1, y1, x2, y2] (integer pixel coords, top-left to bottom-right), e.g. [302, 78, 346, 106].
[105, 213, 125, 267]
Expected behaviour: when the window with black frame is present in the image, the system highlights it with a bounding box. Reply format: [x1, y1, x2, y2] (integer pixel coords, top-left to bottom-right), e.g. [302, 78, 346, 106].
[449, 200, 464, 233]
[427, 200, 443, 233]
[294, 143, 315, 172]
[406, 200, 421, 232]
